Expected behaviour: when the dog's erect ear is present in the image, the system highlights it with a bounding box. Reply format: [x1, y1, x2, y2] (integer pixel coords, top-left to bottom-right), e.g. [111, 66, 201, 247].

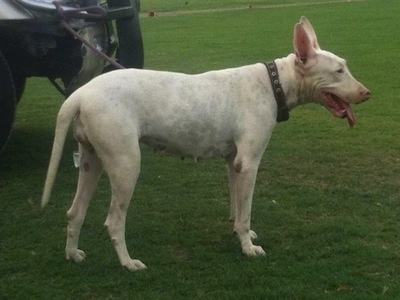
[299, 16, 320, 50]
[293, 22, 316, 65]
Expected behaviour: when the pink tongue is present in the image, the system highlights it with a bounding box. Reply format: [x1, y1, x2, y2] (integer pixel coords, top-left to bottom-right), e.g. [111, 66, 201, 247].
[343, 102, 356, 128]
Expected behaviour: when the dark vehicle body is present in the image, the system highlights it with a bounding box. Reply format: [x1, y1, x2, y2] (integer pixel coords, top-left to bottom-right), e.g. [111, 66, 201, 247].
[0, 0, 144, 152]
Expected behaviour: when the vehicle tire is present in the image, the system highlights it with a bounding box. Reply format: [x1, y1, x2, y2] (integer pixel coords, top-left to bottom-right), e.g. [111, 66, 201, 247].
[107, 0, 144, 69]
[0, 50, 17, 153]
[13, 74, 26, 104]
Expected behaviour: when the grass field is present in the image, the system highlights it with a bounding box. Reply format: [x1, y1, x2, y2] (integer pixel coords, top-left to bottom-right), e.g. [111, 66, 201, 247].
[1, 0, 400, 298]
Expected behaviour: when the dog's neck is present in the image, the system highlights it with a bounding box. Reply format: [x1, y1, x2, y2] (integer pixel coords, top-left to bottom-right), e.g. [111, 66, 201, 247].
[264, 61, 289, 122]
[274, 54, 312, 110]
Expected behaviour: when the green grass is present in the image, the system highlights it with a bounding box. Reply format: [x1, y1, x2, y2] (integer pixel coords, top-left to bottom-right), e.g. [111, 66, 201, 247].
[140, 0, 357, 13]
[1, 0, 400, 298]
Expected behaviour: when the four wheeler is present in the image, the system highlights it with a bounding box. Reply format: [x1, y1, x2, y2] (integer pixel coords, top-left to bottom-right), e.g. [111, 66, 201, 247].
[0, 0, 144, 152]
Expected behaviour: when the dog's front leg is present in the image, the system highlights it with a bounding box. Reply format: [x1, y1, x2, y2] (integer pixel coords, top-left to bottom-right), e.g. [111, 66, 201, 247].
[227, 155, 266, 256]
[227, 160, 259, 240]
[227, 159, 238, 222]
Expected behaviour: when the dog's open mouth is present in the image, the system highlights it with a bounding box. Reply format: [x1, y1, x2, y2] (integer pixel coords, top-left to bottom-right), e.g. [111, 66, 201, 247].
[321, 92, 356, 128]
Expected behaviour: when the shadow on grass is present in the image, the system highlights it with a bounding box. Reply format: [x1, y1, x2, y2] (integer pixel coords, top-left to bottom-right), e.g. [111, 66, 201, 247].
[0, 127, 75, 173]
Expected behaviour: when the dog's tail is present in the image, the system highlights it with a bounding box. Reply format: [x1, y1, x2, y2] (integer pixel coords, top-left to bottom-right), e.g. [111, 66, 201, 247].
[41, 94, 81, 208]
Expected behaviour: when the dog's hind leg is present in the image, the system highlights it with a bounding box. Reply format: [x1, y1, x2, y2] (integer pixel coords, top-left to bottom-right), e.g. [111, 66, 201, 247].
[103, 140, 146, 271]
[66, 144, 103, 263]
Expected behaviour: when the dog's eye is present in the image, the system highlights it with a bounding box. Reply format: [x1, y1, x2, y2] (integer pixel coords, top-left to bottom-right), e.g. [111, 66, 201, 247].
[336, 68, 344, 74]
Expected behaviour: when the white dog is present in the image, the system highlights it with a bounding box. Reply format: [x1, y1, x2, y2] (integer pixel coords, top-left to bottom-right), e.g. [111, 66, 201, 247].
[42, 17, 370, 271]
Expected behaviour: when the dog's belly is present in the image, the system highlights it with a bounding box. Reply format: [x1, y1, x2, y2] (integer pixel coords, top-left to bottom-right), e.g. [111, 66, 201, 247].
[141, 135, 236, 160]
[139, 115, 238, 159]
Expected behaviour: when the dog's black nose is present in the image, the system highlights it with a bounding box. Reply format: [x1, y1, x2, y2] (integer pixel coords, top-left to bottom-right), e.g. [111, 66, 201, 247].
[365, 90, 371, 98]
[361, 89, 371, 102]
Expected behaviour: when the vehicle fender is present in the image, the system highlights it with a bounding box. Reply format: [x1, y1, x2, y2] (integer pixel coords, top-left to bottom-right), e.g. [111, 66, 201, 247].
[0, 0, 34, 20]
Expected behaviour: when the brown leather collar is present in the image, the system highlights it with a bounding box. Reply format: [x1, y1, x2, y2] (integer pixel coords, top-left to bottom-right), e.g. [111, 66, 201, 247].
[264, 61, 289, 122]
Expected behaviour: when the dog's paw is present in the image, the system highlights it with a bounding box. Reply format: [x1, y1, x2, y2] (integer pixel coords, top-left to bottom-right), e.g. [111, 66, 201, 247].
[249, 230, 258, 240]
[242, 245, 266, 257]
[66, 249, 86, 263]
[123, 259, 147, 271]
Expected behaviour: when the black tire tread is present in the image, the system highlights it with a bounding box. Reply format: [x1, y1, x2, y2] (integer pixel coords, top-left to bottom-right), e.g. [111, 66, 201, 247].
[0, 49, 17, 153]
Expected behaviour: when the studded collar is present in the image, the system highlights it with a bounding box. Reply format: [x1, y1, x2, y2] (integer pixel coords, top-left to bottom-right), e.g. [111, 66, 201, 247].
[264, 61, 289, 122]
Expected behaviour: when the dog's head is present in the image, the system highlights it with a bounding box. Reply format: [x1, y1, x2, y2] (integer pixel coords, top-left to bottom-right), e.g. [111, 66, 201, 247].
[293, 16, 370, 127]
